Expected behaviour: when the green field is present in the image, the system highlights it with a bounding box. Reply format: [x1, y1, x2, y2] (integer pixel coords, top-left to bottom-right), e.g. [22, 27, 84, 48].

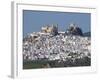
[23, 57, 91, 69]
[23, 60, 51, 69]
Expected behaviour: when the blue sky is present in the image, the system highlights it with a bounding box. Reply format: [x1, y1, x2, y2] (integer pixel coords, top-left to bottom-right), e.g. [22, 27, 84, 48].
[23, 10, 91, 37]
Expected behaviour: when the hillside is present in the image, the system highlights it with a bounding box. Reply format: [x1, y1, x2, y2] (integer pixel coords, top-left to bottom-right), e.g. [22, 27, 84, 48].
[23, 32, 91, 69]
[83, 32, 91, 37]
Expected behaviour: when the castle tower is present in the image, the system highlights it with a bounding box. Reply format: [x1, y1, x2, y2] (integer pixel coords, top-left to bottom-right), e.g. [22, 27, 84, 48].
[41, 24, 58, 36]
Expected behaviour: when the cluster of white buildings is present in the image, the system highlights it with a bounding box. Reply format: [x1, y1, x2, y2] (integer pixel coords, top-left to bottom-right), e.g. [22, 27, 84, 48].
[23, 32, 91, 62]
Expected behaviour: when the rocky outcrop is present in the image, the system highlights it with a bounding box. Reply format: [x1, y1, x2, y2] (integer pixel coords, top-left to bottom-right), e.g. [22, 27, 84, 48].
[66, 23, 83, 36]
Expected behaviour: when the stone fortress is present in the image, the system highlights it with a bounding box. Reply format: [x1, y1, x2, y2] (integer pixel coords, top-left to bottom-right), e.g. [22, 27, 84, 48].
[41, 23, 83, 36]
[41, 24, 58, 35]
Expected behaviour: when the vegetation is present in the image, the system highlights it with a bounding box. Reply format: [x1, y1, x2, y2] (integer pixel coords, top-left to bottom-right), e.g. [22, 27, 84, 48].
[23, 57, 91, 69]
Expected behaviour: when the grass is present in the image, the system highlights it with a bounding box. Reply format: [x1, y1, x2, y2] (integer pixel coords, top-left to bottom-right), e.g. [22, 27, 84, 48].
[23, 57, 91, 69]
[23, 59, 52, 69]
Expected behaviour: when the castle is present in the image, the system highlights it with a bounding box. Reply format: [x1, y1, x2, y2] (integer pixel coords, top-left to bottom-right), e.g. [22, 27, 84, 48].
[41, 24, 58, 35]
[41, 23, 83, 36]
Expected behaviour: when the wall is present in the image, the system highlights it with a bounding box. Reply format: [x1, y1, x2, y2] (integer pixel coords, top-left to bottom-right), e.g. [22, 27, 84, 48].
[0, 0, 100, 80]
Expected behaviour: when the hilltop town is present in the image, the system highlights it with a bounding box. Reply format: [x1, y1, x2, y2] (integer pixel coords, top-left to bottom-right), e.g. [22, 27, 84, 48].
[23, 23, 91, 69]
